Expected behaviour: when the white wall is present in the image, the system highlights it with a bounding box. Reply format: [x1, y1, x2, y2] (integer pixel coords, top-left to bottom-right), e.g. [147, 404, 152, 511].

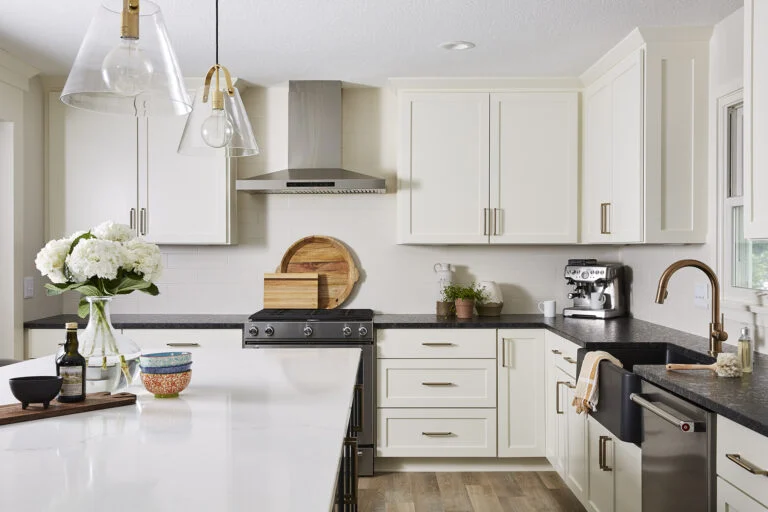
[83, 86, 618, 316]
[619, 8, 751, 347]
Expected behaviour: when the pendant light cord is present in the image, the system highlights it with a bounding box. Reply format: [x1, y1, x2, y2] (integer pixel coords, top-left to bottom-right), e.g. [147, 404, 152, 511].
[215, 0, 219, 65]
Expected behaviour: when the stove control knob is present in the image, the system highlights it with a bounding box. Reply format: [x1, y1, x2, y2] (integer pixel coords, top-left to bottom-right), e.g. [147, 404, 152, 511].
[342, 326, 352, 337]
[264, 325, 275, 336]
[303, 325, 313, 337]
[358, 326, 369, 337]
[248, 326, 259, 337]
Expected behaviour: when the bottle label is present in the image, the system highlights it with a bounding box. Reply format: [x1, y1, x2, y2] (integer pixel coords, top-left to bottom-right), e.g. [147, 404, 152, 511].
[60, 367, 84, 397]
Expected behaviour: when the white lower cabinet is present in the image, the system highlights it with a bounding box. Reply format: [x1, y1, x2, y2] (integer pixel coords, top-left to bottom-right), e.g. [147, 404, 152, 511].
[564, 371, 589, 502]
[717, 415, 768, 510]
[497, 329, 545, 457]
[377, 408, 497, 457]
[587, 416, 641, 512]
[718, 476, 768, 512]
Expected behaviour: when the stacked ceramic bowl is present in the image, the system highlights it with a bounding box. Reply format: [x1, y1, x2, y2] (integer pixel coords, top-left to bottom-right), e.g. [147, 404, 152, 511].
[139, 352, 192, 398]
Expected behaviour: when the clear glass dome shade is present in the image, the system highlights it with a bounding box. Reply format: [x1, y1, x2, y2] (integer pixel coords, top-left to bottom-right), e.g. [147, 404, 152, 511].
[61, 0, 191, 116]
[177, 85, 259, 158]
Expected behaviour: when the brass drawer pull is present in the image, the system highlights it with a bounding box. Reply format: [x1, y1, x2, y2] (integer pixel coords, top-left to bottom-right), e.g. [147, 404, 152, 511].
[551, 349, 562, 355]
[166, 343, 201, 347]
[599, 435, 613, 471]
[565, 381, 576, 389]
[421, 342, 454, 347]
[421, 382, 454, 386]
[726, 454, 768, 476]
[563, 356, 577, 364]
[422, 432, 453, 437]
[556, 381, 567, 415]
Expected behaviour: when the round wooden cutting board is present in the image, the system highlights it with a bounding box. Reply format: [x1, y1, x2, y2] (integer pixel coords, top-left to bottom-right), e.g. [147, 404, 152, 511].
[278, 236, 360, 309]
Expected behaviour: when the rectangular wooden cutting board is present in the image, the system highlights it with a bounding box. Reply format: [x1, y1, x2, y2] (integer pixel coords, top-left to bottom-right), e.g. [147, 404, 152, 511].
[263, 272, 319, 309]
[0, 392, 137, 426]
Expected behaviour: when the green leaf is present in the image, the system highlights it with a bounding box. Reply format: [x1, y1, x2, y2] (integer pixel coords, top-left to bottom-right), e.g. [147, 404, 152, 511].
[44, 282, 77, 295]
[77, 298, 90, 318]
[63, 231, 94, 281]
[141, 283, 160, 296]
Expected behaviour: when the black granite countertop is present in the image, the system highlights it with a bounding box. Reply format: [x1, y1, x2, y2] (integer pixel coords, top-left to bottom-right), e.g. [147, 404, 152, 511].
[24, 314, 247, 330]
[25, 312, 768, 437]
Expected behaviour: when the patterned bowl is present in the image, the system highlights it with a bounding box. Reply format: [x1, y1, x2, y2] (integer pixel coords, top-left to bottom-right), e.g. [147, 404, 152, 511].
[140, 362, 192, 375]
[140, 370, 192, 398]
[140, 352, 192, 368]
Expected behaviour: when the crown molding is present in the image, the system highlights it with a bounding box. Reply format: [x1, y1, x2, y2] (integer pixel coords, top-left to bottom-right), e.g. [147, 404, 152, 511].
[0, 49, 40, 91]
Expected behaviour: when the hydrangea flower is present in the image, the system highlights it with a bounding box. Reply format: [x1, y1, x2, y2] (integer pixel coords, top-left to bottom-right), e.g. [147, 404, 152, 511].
[124, 239, 162, 282]
[92, 221, 136, 243]
[34, 238, 71, 284]
[66, 239, 128, 282]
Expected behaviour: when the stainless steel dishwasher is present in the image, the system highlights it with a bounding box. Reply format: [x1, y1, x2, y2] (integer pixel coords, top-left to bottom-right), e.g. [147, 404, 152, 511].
[630, 380, 716, 512]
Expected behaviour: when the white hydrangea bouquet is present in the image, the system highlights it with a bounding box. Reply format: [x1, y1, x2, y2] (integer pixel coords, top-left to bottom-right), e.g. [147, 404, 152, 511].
[35, 221, 162, 392]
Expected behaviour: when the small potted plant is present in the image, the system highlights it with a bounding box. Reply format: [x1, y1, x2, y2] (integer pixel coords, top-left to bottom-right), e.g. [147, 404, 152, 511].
[452, 283, 487, 319]
[437, 285, 459, 316]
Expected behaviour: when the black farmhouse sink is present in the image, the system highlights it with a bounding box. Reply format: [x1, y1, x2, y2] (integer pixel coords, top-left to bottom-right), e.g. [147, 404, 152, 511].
[575, 344, 714, 444]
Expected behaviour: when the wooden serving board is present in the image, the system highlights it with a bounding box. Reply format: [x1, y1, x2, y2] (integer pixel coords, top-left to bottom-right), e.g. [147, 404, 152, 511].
[0, 392, 137, 426]
[263, 272, 319, 309]
[277, 236, 360, 309]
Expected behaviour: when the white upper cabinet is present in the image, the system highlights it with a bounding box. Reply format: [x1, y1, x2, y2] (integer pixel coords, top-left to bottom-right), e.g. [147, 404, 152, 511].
[397, 92, 490, 244]
[490, 93, 578, 243]
[47, 91, 236, 244]
[744, 0, 768, 239]
[397, 88, 579, 245]
[581, 28, 710, 244]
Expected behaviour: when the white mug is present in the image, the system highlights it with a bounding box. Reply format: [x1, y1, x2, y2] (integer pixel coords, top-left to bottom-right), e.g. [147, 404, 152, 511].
[538, 300, 556, 318]
[590, 292, 606, 310]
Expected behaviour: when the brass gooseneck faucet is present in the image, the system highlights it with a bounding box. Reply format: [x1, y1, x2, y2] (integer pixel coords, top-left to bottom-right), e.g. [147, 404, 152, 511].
[655, 259, 728, 357]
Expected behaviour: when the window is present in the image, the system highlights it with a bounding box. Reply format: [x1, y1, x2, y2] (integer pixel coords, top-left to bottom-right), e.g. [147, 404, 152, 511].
[723, 99, 768, 292]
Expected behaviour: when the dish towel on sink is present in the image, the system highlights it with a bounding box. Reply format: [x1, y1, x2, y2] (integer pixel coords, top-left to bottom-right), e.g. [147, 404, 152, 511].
[572, 351, 623, 414]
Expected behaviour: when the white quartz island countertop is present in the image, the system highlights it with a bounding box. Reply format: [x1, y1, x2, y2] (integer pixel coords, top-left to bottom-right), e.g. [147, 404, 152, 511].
[0, 347, 361, 512]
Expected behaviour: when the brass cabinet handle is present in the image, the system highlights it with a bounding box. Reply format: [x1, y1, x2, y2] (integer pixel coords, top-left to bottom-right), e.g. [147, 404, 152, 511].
[501, 338, 507, 368]
[551, 349, 562, 355]
[493, 208, 500, 235]
[600, 203, 612, 234]
[563, 356, 577, 364]
[422, 432, 454, 437]
[139, 207, 147, 235]
[483, 208, 490, 235]
[565, 381, 576, 389]
[166, 342, 201, 347]
[129, 208, 136, 230]
[421, 342, 454, 347]
[726, 454, 768, 476]
[599, 436, 613, 471]
[421, 382, 454, 386]
[556, 381, 567, 415]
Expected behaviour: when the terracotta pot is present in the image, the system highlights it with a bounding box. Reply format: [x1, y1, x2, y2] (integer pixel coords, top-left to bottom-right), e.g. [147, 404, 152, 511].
[436, 301, 454, 317]
[454, 298, 475, 319]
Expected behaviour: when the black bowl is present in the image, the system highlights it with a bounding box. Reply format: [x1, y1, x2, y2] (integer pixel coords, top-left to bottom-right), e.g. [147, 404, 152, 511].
[9, 376, 63, 409]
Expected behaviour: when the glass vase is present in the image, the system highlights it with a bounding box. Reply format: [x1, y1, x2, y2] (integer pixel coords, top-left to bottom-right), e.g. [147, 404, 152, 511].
[79, 296, 140, 393]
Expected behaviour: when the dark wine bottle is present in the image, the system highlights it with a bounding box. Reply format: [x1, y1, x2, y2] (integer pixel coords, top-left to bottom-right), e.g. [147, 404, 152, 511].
[56, 322, 86, 403]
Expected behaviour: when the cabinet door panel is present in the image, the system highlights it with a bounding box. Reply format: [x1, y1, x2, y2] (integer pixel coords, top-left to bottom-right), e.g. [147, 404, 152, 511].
[490, 93, 578, 243]
[582, 81, 613, 243]
[497, 329, 545, 457]
[610, 50, 644, 243]
[588, 417, 615, 512]
[717, 476, 768, 511]
[397, 92, 490, 244]
[614, 435, 641, 512]
[48, 92, 138, 238]
[143, 115, 232, 244]
[565, 377, 588, 503]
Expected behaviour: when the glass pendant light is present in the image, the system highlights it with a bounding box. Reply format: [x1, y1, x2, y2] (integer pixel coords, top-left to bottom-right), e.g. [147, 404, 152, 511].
[177, 0, 259, 157]
[61, 0, 191, 116]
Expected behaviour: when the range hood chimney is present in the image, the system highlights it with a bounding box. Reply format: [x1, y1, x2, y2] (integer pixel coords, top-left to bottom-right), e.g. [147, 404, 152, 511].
[236, 81, 386, 194]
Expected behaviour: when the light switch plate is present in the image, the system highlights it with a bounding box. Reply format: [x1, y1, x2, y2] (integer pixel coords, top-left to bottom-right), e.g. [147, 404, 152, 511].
[694, 282, 709, 309]
[23, 276, 34, 299]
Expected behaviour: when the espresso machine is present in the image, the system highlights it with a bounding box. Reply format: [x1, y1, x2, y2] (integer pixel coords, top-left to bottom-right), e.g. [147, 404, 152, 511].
[563, 259, 626, 319]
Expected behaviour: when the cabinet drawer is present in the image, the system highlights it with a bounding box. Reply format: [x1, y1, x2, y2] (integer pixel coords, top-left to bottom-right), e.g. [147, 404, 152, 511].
[378, 359, 496, 408]
[377, 408, 496, 457]
[122, 329, 243, 351]
[546, 331, 579, 377]
[376, 329, 496, 359]
[717, 475, 768, 511]
[717, 416, 768, 508]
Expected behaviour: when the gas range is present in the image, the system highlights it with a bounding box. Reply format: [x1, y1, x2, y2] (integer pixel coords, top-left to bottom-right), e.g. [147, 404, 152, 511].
[243, 308, 374, 344]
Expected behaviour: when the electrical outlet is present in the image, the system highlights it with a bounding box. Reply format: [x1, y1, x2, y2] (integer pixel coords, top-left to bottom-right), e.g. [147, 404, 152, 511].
[23, 276, 34, 299]
[694, 283, 709, 309]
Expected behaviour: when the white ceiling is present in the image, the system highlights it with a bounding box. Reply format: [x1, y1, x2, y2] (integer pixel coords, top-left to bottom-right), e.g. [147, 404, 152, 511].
[1, 0, 742, 86]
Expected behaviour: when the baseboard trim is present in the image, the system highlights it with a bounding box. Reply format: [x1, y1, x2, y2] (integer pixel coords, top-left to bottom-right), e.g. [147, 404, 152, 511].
[374, 457, 553, 473]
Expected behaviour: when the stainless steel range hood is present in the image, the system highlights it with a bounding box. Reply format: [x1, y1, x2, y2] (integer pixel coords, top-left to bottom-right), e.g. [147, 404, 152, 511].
[236, 81, 386, 194]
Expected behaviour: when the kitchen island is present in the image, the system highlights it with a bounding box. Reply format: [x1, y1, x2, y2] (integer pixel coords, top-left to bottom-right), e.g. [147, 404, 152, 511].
[0, 347, 361, 512]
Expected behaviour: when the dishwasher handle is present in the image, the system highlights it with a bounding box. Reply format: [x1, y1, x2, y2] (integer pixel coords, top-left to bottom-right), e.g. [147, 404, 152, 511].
[630, 393, 704, 433]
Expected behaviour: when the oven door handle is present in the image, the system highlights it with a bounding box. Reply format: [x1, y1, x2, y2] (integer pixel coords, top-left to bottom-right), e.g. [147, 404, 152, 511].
[630, 393, 703, 433]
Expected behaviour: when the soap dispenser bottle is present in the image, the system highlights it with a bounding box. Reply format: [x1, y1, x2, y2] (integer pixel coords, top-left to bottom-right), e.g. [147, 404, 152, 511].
[737, 326, 754, 373]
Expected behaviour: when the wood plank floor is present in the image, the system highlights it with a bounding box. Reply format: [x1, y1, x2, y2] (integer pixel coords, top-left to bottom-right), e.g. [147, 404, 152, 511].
[358, 471, 586, 512]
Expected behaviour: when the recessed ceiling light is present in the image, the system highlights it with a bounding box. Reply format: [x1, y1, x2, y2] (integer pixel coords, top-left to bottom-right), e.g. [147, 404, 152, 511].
[439, 41, 476, 51]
